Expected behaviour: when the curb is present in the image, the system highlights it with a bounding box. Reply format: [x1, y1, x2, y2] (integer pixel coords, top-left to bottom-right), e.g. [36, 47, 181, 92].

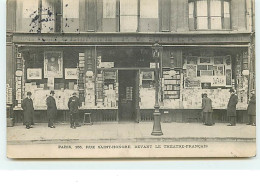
[7, 137, 256, 145]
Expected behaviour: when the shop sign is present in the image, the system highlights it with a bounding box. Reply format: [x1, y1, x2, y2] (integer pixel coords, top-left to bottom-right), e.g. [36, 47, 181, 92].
[13, 33, 251, 44]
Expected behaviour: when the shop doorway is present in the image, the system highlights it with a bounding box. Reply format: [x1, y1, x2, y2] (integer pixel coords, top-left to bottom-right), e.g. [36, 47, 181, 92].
[118, 70, 140, 122]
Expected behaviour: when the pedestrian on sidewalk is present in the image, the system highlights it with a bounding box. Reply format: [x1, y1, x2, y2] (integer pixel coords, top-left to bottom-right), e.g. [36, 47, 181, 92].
[46, 90, 57, 128]
[247, 90, 256, 126]
[202, 93, 213, 126]
[68, 92, 80, 129]
[227, 89, 238, 126]
[21, 91, 34, 129]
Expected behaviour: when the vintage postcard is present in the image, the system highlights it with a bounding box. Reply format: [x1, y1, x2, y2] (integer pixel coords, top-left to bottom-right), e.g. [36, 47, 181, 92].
[6, 0, 256, 158]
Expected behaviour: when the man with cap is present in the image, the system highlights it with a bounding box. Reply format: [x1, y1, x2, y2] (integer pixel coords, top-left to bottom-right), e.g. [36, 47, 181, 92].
[227, 89, 238, 126]
[202, 93, 213, 126]
[21, 91, 34, 129]
[247, 90, 256, 126]
[68, 92, 80, 129]
[46, 90, 57, 128]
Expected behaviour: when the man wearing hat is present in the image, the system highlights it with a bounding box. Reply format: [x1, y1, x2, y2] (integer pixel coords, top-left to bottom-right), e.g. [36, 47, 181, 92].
[46, 90, 57, 128]
[227, 89, 238, 126]
[68, 92, 80, 129]
[247, 90, 256, 126]
[21, 92, 34, 129]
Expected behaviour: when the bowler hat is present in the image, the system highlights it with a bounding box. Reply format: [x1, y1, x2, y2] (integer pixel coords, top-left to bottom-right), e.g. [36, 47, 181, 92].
[229, 89, 235, 93]
[72, 92, 77, 96]
[50, 90, 55, 94]
[27, 91, 32, 95]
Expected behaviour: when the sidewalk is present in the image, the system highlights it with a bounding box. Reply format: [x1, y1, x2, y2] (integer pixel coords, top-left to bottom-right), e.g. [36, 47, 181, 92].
[7, 122, 256, 144]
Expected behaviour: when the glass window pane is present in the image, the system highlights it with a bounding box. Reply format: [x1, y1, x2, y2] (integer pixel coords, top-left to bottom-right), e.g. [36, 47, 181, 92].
[41, 0, 55, 33]
[224, 1, 230, 17]
[120, 0, 138, 15]
[63, 0, 79, 18]
[103, 0, 116, 18]
[197, 0, 208, 16]
[41, 14, 54, 33]
[120, 16, 138, 32]
[211, 17, 222, 29]
[140, 0, 158, 18]
[22, 0, 38, 18]
[210, 0, 221, 16]
[197, 17, 208, 29]
[189, 2, 194, 18]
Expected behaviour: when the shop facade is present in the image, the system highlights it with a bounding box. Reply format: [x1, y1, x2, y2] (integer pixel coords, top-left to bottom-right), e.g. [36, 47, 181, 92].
[6, 0, 255, 124]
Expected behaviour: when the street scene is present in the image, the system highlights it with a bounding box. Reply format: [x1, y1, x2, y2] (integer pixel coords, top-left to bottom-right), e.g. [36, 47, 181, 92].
[6, 0, 256, 158]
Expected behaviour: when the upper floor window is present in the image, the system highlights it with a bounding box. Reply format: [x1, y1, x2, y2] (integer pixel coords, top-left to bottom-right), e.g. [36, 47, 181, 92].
[189, 0, 231, 30]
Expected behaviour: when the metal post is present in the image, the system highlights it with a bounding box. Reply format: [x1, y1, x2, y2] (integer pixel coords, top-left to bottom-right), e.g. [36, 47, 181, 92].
[151, 43, 163, 136]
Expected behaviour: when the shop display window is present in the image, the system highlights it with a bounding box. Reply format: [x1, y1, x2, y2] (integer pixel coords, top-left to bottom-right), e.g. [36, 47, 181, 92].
[184, 55, 232, 88]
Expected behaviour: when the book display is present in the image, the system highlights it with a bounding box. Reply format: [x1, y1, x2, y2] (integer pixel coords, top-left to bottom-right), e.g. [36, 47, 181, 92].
[162, 69, 181, 99]
[139, 70, 155, 109]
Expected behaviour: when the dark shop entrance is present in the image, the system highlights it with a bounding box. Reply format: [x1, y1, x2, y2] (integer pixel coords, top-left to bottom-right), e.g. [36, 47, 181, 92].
[118, 70, 140, 122]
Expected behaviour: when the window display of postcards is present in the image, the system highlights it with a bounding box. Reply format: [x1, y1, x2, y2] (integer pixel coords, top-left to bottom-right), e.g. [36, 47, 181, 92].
[6, 84, 13, 105]
[78, 53, 85, 103]
[198, 57, 212, 65]
[224, 55, 231, 66]
[103, 71, 118, 108]
[213, 57, 224, 65]
[27, 68, 42, 80]
[96, 72, 104, 105]
[184, 77, 201, 88]
[186, 64, 197, 78]
[126, 87, 133, 100]
[186, 56, 198, 65]
[163, 69, 181, 99]
[200, 70, 213, 76]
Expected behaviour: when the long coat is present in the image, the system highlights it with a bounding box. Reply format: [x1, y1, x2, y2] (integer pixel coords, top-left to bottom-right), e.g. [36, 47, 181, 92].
[46, 96, 57, 119]
[202, 97, 213, 112]
[247, 94, 256, 115]
[227, 94, 238, 117]
[21, 97, 34, 123]
[68, 96, 80, 114]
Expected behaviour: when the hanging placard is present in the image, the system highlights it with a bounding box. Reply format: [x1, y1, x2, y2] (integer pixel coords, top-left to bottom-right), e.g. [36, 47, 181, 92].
[44, 51, 63, 78]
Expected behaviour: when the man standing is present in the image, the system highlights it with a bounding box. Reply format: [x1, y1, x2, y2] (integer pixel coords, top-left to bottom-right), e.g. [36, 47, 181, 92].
[247, 90, 256, 126]
[227, 89, 238, 126]
[202, 93, 213, 126]
[68, 92, 80, 129]
[21, 92, 34, 129]
[46, 90, 57, 128]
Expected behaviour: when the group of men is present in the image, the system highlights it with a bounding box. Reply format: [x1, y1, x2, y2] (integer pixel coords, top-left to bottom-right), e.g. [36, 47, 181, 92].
[22, 88, 256, 129]
[201, 89, 256, 126]
[21, 91, 80, 129]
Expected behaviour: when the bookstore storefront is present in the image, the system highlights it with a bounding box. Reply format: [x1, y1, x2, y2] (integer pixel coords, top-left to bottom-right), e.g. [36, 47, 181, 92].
[12, 45, 250, 124]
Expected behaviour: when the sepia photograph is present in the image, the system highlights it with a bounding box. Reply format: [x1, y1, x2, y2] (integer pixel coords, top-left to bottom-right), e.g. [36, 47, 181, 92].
[6, 0, 256, 158]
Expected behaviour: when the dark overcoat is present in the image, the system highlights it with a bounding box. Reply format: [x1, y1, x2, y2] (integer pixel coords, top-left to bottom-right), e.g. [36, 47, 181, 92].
[68, 96, 80, 113]
[46, 96, 57, 119]
[202, 97, 213, 112]
[247, 94, 256, 115]
[227, 94, 238, 117]
[21, 97, 34, 123]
